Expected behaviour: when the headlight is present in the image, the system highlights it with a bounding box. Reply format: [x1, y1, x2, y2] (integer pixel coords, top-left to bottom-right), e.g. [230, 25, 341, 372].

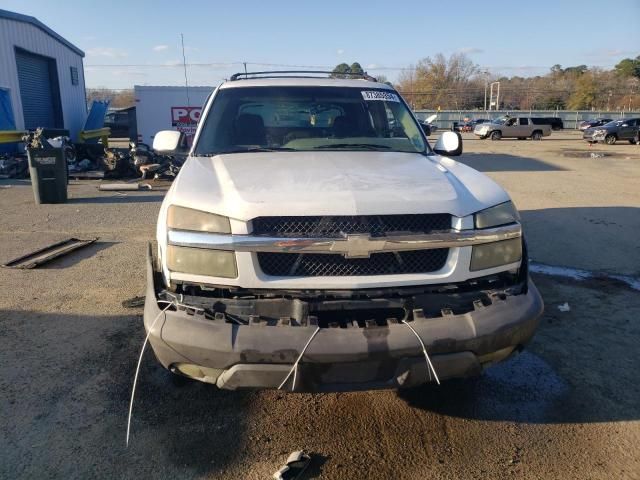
[474, 201, 520, 229]
[167, 245, 237, 278]
[470, 238, 522, 271]
[167, 205, 231, 233]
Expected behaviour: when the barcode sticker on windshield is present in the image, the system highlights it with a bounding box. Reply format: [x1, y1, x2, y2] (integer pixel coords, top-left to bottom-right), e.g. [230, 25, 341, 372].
[361, 91, 400, 102]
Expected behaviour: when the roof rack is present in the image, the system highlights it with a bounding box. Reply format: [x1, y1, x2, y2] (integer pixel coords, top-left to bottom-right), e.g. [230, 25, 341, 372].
[229, 70, 378, 82]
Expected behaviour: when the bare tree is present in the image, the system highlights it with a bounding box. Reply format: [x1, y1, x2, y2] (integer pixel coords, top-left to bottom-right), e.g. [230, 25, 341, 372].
[397, 53, 480, 109]
[86, 88, 135, 109]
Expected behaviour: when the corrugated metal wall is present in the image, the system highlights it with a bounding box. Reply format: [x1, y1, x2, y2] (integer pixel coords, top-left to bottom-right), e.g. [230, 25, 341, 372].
[15, 49, 62, 129]
[0, 17, 86, 139]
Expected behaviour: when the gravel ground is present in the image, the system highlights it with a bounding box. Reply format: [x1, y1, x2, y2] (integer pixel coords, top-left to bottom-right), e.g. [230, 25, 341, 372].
[1, 132, 639, 479]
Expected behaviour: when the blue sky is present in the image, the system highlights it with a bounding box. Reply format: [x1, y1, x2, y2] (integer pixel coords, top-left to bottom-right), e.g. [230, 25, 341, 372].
[3, 0, 639, 89]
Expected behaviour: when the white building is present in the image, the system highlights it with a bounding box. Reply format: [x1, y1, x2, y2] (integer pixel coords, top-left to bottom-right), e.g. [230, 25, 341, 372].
[0, 9, 86, 139]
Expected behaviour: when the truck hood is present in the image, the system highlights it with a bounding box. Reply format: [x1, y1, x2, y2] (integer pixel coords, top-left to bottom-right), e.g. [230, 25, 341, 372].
[167, 151, 510, 220]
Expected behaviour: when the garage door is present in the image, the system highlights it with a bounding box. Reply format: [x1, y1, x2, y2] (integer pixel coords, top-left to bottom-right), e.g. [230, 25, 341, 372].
[15, 49, 62, 129]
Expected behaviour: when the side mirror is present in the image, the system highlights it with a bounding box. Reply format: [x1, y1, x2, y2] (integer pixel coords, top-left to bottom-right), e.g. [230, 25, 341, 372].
[152, 130, 188, 154]
[433, 131, 463, 157]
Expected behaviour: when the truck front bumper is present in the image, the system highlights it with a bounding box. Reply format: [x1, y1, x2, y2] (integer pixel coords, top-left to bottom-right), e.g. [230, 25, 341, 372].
[143, 246, 544, 392]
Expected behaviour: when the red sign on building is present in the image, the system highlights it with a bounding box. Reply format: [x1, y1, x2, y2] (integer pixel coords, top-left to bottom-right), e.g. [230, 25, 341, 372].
[171, 107, 202, 136]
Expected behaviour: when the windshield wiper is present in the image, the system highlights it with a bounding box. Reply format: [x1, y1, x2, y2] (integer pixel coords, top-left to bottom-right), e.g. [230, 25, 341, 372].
[313, 143, 391, 150]
[198, 147, 297, 156]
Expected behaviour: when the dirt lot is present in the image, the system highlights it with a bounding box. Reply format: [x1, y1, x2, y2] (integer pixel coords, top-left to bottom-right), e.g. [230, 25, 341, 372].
[1, 132, 639, 479]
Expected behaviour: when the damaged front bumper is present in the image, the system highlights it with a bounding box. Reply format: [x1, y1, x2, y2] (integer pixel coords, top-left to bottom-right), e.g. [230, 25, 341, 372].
[143, 245, 544, 392]
[583, 131, 606, 142]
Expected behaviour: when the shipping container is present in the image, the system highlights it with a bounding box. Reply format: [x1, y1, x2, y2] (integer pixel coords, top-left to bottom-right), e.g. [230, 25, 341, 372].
[134, 85, 214, 145]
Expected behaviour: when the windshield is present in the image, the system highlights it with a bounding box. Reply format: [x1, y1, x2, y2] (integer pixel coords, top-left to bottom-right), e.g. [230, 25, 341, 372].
[194, 86, 427, 155]
[492, 117, 508, 125]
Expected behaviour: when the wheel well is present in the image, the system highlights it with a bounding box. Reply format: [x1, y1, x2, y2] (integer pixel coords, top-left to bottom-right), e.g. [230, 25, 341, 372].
[532, 129, 543, 135]
[606, 133, 617, 138]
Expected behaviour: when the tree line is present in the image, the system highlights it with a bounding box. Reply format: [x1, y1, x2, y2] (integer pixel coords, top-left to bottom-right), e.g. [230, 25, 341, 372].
[88, 54, 640, 112]
[333, 54, 639, 111]
[393, 53, 640, 111]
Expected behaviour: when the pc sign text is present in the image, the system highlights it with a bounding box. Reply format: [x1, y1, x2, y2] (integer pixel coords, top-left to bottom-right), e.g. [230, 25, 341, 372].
[171, 107, 202, 136]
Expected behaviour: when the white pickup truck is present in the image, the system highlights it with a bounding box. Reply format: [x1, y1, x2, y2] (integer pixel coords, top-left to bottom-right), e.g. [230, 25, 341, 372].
[474, 116, 552, 140]
[144, 72, 543, 392]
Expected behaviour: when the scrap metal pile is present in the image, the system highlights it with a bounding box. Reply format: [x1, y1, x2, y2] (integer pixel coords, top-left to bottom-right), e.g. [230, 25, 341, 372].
[73, 141, 185, 180]
[0, 128, 184, 181]
[0, 153, 28, 179]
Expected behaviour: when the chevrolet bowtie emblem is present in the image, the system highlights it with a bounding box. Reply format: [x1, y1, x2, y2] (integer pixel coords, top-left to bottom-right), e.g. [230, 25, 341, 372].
[330, 234, 386, 259]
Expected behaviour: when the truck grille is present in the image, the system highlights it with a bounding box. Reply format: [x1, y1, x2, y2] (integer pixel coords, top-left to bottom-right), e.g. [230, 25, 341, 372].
[252, 214, 451, 238]
[257, 249, 449, 277]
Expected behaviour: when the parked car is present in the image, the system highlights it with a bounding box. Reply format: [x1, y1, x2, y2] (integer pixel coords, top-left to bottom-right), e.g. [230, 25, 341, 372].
[474, 116, 552, 140]
[453, 119, 491, 133]
[531, 117, 563, 130]
[104, 106, 137, 140]
[418, 114, 438, 136]
[583, 118, 640, 144]
[144, 72, 543, 392]
[470, 119, 491, 131]
[452, 121, 472, 132]
[578, 118, 613, 131]
[418, 120, 438, 136]
[460, 122, 474, 132]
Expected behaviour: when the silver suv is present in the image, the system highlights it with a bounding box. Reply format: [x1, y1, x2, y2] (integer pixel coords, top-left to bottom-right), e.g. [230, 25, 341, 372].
[474, 116, 552, 140]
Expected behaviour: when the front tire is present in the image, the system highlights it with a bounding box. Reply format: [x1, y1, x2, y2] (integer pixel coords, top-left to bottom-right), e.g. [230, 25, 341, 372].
[490, 131, 502, 141]
[605, 134, 617, 145]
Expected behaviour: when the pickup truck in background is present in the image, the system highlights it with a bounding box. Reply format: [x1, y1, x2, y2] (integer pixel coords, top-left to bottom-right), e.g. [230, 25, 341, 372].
[474, 117, 552, 140]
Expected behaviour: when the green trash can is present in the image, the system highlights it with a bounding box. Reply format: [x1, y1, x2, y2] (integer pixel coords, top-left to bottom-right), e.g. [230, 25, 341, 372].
[27, 147, 68, 204]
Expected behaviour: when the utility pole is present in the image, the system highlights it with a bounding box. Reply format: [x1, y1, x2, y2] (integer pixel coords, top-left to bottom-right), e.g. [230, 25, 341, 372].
[180, 33, 190, 107]
[489, 81, 500, 111]
[482, 70, 489, 112]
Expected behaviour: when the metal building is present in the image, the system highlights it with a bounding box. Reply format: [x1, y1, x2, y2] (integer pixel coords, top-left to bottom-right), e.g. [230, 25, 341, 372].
[0, 9, 86, 139]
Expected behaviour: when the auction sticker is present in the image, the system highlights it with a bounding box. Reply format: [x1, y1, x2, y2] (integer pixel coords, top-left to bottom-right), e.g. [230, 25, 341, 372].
[361, 90, 400, 102]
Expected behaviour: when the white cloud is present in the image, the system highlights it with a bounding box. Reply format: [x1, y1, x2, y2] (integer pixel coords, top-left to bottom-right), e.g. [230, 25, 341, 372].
[153, 44, 169, 52]
[86, 47, 128, 58]
[337, 48, 344, 56]
[367, 63, 378, 69]
[458, 47, 484, 55]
